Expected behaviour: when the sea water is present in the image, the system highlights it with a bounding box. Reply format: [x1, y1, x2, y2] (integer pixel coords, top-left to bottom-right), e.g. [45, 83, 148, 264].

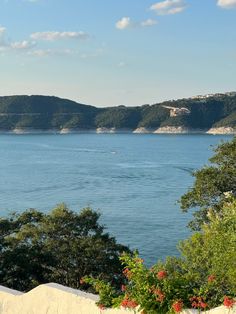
[0, 133, 232, 266]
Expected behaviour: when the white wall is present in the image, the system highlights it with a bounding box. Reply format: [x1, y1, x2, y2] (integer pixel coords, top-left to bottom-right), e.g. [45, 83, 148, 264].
[0, 283, 235, 314]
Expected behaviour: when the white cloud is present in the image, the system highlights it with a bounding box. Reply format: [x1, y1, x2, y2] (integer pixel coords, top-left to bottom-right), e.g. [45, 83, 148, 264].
[0, 27, 36, 53]
[0, 26, 6, 36]
[27, 49, 53, 57]
[150, 0, 186, 15]
[11, 40, 36, 50]
[28, 48, 104, 59]
[116, 17, 131, 30]
[217, 0, 236, 8]
[28, 48, 78, 57]
[140, 19, 158, 27]
[30, 31, 89, 41]
[116, 17, 157, 30]
[0, 26, 8, 50]
[27, 48, 89, 59]
[0, 27, 91, 57]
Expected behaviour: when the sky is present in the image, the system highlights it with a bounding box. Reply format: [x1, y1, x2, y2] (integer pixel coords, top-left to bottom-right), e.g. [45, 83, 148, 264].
[0, 0, 236, 107]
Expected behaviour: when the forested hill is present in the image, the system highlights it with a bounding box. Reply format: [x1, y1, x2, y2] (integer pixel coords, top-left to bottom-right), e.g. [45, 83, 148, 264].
[0, 93, 236, 130]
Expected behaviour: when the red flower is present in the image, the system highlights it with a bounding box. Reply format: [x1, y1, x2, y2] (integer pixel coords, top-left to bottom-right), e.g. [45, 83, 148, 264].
[191, 301, 197, 308]
[190, 297, 208, 309]
[153, 289, 165, 302]
[121, 298, 138, 309]
[121, 285, 126, 292]
[157, 270, 167, 280]
[207, 275, 216, 283]
[172, 300, 183, 313]
[128, 300, 138, 309]
[79, 278, 85, 285]
[200, 301, 208, 309]
[224, 296, 235, 308]
[123, 268, 132, 279]
[98, 304, 105, 310]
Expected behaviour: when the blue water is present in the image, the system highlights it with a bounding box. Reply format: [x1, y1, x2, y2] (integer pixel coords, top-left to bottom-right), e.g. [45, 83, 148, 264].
[0, 134, 232, 266]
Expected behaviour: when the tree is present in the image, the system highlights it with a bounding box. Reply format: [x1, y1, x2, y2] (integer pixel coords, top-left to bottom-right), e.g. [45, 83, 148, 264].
[180, 136, 236, 230]
[0, 204, 130, 291]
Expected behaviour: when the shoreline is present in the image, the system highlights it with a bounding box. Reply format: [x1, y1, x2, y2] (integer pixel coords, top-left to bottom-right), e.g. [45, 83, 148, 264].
[0, 126, 235, 135]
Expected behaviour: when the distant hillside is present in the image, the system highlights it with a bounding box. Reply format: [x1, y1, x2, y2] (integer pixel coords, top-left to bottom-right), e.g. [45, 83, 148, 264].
[0, 95, 99, 130]
[0, 93, 236, 131]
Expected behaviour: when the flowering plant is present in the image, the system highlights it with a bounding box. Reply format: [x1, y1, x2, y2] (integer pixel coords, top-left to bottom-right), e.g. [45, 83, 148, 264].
[84, 199, 236, 313]
[85, 250, 236, 313]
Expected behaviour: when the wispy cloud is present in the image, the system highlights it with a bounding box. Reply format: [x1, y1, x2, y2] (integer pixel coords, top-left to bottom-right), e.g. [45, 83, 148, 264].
[0, 26, 6, 36]
[11, 40, 36, 50]
[30, 31, 89, 41]
[27, 49, 51, 57]
[27, 48, 105, 59]
[0, 26, 93, 58]
[0, 27, 36, 52]
[0, 26, 10, 51]
[150, 0, 186, 15]
[140, 19, 158, 27]
[0, 26, 7, 46]
[116, 17, 157, 30]
[217, 0, 236, 8]
[27, 48, 75, 57]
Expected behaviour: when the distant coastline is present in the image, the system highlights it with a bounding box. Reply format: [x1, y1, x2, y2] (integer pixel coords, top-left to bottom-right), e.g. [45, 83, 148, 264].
[0, 93, 236, 133]
[0, 126, 235, 135]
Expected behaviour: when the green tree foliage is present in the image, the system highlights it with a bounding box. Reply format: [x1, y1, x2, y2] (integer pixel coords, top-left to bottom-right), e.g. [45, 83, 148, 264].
[215, 111, 236, 128]
[180, 136, 236, 230]
[0, 204, 130, 292]
[89, 198, 236, 313]
[0, 94, 236, 130]
[178, 197, 236, 305]
[0, 95, 98, 130]
[95, 107, 141, 129]
[138, 104, 169, 128]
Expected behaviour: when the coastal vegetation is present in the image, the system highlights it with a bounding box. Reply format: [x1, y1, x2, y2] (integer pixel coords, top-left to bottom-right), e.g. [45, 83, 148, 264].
[83, 137, 236, 313]
[0, 204, 129, 292]
[180, 136, 236, 230]
[85, 197, 236, 313]
[0, 93, 236, 131]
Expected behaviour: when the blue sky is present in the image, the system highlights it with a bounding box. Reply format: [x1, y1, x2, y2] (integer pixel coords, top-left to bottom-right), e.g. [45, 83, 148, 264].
[0, 0, 236, 107]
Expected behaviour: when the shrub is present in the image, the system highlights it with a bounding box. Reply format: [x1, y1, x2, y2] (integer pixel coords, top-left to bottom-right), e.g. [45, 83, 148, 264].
[86, 198, 236, 313]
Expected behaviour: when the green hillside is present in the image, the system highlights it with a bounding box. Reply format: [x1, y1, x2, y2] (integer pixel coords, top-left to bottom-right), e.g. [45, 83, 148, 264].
[0, 95, 98, 130]
[0, 93, 236, 130]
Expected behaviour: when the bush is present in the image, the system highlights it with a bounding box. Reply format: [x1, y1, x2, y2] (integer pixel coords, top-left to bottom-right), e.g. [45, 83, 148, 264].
[86, 198, 236, 313]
